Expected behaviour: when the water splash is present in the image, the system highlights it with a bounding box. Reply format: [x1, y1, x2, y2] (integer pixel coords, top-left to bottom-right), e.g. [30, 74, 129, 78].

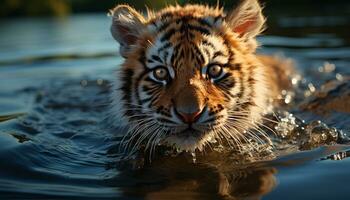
[273, 111, 349, 151]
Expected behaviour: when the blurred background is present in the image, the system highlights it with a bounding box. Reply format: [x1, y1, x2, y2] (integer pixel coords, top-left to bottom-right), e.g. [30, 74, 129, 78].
[1, 0, 350, 17]
[1, 0, 350, 37]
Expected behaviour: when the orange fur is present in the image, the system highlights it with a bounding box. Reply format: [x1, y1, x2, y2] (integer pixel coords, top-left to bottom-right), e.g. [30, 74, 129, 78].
[109, 0, 293, 153]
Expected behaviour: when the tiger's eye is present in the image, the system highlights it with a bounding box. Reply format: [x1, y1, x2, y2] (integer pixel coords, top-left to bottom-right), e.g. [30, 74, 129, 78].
[207, 65, 223, 78]
[153, 67, 169, 81]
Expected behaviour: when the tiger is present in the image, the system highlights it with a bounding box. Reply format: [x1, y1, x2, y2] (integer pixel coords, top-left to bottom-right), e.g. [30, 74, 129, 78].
[109, 0, 293, 155]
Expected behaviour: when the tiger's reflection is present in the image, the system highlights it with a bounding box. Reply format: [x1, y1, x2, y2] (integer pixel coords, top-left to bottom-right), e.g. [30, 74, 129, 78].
[116, 150, 277, 200]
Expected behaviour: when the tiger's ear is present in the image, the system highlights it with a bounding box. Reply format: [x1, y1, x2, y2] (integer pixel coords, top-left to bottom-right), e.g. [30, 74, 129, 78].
[110, 5, 146, 57]
[226, 0, 265, 39]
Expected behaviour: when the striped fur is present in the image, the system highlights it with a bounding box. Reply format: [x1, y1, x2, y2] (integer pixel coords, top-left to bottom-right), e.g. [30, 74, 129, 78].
[109, 0, 287, 154]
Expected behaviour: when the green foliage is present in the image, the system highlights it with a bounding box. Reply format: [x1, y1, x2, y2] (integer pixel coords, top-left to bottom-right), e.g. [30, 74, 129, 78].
[0, 0, 70, 17]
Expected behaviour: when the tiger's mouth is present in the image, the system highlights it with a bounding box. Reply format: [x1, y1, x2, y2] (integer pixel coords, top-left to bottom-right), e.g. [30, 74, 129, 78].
[162, 125, 216, 151]
[176, 127, 204, 138]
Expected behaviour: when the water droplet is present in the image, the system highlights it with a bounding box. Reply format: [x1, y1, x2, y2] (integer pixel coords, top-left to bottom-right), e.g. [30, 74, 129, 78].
[191, 151, 196, 164]
[308, 83, 316, 93]
[336, 73, 343, 81]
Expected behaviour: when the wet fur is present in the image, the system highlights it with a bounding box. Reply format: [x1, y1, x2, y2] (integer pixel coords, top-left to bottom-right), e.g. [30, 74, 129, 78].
[109, 0, 293, 155]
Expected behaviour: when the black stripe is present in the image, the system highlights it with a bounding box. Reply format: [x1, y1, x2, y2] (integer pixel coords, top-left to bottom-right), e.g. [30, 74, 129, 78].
[149, 94, 161, 108]
[158, 42, 172, 54]
[234, 63, 241, 70]
[142, 85, 156, 94]
[216, 81, 236, 94]
[120, 69, 133, 102]
[160, 12, 174, 20]
[120, 69, 134, 117]
[187, 24, 210, 35]
[236, 73, 244, 99]
[213, 51, 224, 59]
[223, 90, 236, 99]
[150, 21, 157, 28]
[178, 16, 212, 28]
[135, 72, 148, 105]
[163, 51, 168, 63]
[216, 82, 236, 99]
[214, 73, 232, 83]
[191, 42, 205, 65]
[171, 42, 181, 67]
[197, 18, 212, 27]
[158, 21, 172, 32]
[138, 49, 147, 69]
[223, 63, 241, 70]
[202, 39, 216, 50]
[188, 32, 195, 39]
[238, 101, 256, 111]
[151, 55, 162, 63]
[223, 39, 235, 63]
[161, 28, 176, 42]
[142, 85, 150, 92]
[223, 79, 236, 88]
[139, 97, 152, 104]
[203, 48, 210, 58]
[248, 77, 256, 85]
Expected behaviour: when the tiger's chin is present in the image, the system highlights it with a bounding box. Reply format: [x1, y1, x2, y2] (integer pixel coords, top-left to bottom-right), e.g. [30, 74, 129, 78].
[162, 129, 217, 152]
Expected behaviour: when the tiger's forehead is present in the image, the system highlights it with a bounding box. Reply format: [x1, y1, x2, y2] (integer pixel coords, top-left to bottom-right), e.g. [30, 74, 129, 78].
[145, 5, 225, 44]
[147, 11, 224, 40]
[145, 33, 228, 64]
[145, 30, 229, 74]
[144, 15, 229, 71]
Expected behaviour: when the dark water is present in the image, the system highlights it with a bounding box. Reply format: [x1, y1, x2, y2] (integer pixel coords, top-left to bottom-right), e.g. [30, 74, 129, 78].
[0, 11, 350, 200]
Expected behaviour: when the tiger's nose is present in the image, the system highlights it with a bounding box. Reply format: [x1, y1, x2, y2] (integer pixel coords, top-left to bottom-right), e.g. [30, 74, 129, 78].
[176, 108, 203, 124]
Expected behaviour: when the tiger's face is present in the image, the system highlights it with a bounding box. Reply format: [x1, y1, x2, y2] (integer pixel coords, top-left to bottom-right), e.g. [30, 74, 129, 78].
[110, 0, 268, 152]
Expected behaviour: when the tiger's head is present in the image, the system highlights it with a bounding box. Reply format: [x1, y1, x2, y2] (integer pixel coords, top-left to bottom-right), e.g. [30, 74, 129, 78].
[110, 0, 269, 152]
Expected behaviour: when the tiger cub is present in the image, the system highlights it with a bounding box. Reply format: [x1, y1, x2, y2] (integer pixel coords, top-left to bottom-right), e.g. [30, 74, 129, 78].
[109, 0, 292, 154]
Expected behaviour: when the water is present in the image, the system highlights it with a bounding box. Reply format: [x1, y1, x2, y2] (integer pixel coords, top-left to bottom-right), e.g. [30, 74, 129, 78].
[0, 11, 350, 200]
